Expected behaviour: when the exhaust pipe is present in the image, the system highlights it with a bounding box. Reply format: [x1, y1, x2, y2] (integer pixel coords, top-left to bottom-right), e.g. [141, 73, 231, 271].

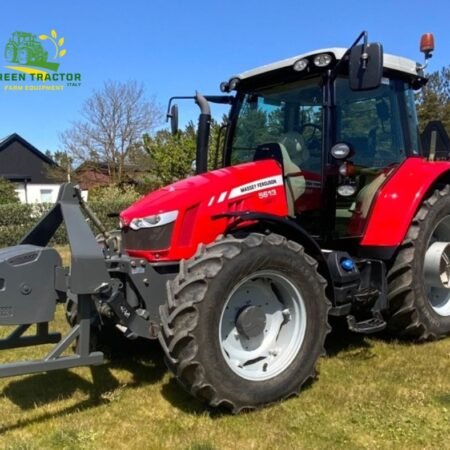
[195, 91, 211, 175]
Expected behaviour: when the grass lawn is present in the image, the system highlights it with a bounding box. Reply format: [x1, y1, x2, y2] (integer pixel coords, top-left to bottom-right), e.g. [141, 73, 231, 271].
[0, 247, 449, 449]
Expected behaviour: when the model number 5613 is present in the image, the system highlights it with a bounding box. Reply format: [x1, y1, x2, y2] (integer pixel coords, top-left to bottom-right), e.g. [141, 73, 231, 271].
[258, 189, 277, 199]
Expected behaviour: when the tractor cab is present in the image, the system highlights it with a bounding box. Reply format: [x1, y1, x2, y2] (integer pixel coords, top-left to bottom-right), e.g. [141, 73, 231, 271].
[221, 42, 425, 244]
[13, 32, 32, 43]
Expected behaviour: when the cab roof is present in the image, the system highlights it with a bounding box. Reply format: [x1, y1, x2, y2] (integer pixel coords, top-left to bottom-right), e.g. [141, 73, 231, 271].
[233, 47, 420, 81]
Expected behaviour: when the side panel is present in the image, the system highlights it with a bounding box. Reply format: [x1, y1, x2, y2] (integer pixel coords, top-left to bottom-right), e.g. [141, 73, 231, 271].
[361, 158, 450, 247]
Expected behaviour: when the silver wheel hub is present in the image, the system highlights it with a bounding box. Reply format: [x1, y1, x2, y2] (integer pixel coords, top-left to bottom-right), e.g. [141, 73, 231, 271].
[424, 216, 450, 317]
[219, 270, 307, 381]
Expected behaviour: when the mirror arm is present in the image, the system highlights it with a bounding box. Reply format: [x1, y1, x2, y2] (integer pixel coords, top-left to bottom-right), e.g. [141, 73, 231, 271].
[166, 96, 195, 121]
[330, 30, 368, 80]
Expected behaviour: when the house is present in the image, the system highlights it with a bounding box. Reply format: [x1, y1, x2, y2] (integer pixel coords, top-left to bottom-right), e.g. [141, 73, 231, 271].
[0, 133, 61, 203]
[76, 161, 149, 190]
[76, 162, 114, 191]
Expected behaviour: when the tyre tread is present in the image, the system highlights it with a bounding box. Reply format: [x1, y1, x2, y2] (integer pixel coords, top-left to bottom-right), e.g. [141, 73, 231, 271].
[158, 233, 330, 413]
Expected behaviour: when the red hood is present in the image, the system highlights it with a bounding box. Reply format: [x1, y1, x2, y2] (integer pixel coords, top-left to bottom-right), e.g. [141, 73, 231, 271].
[121, 160, 287, 225]
[120, 160, 289, 262]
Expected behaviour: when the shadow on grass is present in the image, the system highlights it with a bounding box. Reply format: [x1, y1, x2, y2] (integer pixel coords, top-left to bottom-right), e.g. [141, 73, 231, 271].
[325, 317, 374, 358]
[161, 378, 213, 415]
[434, 393, 450, 406]
[0, 338, 166, 434]
[160, 319, 377, 416]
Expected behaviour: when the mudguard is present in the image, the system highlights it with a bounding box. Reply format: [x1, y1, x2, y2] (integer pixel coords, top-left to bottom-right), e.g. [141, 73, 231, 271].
[361, 157, 450, 247]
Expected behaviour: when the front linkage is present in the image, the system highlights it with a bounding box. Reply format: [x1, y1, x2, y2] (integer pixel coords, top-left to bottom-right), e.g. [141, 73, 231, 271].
[0, 183, 175, 378]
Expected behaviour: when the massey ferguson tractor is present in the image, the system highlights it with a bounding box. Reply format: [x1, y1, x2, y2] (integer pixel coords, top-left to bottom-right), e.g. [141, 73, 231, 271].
[0, 31, 449, 413]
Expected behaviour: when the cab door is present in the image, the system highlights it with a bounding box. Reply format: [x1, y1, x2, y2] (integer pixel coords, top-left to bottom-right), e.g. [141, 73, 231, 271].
[333, 77, 416, 238]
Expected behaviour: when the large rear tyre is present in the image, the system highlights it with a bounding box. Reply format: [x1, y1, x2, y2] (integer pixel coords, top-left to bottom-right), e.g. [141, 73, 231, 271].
[387, 186, 450, 340]
[159, 233, 330, 412]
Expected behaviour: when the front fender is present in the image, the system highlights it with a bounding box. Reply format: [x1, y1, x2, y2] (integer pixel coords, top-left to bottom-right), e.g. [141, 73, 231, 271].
[361, 157, 450, 247]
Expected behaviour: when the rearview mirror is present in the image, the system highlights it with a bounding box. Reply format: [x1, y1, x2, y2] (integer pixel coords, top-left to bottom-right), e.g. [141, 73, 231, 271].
[169, 104, 179, 135]
[349, 43, 383, 90]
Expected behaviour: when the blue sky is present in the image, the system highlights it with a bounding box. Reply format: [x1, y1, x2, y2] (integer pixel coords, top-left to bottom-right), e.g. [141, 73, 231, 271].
[0, 0, 449, 153]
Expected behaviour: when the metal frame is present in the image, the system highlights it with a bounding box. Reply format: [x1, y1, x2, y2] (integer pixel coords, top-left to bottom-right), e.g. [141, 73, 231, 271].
[0, 184, 109, 378]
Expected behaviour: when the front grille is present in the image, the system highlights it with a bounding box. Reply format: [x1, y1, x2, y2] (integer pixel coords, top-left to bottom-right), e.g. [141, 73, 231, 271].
[122, 223, 174, 250]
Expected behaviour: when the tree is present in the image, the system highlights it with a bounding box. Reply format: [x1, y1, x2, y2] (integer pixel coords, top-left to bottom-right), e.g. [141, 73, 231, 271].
[143, 122, 197, 186]
[44, 150, 74, 182]
[0, 177, 19, 204]
[143, 119, 226, 187]
[417, 65, 450, 132]
[60, 80, 163, 183]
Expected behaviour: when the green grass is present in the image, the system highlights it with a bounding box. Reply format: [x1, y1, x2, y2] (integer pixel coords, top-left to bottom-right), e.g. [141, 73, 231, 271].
[0, 247, 449, 449]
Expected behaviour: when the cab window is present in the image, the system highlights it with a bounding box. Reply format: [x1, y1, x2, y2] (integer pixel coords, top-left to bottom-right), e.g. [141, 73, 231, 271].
[334, 78, 409, 237]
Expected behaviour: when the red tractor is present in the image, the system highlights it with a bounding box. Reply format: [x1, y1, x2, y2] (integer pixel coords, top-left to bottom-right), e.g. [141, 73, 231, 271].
[0, 31, 449, 413]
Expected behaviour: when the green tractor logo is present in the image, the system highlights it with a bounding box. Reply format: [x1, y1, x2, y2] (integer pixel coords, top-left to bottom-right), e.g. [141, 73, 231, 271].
[4, 29, 66, 73]
[5, 32, 48, 66]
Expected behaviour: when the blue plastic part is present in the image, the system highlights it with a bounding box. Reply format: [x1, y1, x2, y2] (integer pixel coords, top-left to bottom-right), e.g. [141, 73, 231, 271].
[340, 258, 354, 272]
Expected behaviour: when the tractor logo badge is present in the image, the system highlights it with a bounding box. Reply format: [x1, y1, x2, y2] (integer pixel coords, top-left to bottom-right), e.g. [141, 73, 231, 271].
[1, 29, 81, 90]
[5, 29, 65, 74]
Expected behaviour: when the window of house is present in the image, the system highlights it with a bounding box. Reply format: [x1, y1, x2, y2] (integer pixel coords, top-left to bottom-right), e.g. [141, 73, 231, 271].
[40, 189, 53, 203]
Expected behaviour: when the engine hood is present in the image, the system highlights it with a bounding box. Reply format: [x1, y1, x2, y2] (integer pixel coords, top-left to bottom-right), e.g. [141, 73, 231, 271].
[120, 159, 286, 225]
[120, 159, 289, 262]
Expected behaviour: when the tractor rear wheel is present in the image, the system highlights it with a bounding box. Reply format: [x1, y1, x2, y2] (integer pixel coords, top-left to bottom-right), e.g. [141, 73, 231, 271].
[159, 233, 330, 412]
[387, 185, 450, 340]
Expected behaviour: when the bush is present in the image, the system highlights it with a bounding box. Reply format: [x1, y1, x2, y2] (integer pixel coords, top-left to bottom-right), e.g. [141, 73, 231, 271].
[0, 177, 19, 205]
[0, 199, 134, 248]
[88, 184, 141, 204]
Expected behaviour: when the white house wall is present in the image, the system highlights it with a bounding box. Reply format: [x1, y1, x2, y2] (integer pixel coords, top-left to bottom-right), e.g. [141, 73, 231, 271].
[14, 183, 62, 204]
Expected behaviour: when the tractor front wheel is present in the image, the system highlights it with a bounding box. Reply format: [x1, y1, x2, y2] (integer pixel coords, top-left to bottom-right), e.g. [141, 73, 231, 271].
[159, 233, 330, 412]
[4, 44, 16, 63]
[17, 48, 29, 65]
[387, 185, 450, 340]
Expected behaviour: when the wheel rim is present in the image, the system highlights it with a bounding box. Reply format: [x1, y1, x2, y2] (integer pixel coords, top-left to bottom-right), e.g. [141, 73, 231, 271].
[5, 46, 14, 61]
[18, 50, 27, 64]
[424, 215, 450, 317]
[219, 270, 307, 381]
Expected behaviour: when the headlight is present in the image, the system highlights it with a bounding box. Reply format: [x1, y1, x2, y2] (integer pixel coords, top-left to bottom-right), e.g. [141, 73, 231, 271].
[331, 142, 351, 159]
[129, 210, 178, 230]
[337, 185, 357, 197]
[228, 78, 240, 91]
[313, 53, 332, 67]
[293, 58, 309, 72]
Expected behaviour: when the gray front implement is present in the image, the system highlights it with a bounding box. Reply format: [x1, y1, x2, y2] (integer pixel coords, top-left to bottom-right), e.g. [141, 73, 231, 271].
[0, 184, 113, 377]
[0, 183, 176, 379]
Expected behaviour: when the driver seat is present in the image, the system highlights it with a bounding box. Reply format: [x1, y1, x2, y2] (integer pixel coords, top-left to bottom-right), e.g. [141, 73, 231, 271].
[280, 131, 310, 164]
[254, 143, 305, 216]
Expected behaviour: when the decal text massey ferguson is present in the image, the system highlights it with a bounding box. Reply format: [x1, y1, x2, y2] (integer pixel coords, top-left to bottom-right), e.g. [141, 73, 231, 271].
[228, 175, 283, 199]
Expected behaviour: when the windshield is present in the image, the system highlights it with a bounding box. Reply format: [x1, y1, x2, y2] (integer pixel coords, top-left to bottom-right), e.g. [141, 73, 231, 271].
[230, 77, 323, 174]
[227, 73, 420, 239]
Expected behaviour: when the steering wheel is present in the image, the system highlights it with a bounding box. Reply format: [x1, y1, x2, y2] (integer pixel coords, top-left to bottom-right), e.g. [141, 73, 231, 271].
[299, 122, 322, 149]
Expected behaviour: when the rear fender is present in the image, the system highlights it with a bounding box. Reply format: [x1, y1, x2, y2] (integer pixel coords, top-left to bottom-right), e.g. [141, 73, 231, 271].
[362, 158, 450, 247]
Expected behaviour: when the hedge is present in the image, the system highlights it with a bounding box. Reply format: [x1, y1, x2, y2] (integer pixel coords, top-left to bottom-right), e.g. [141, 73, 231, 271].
[0, 200, 132, 247]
